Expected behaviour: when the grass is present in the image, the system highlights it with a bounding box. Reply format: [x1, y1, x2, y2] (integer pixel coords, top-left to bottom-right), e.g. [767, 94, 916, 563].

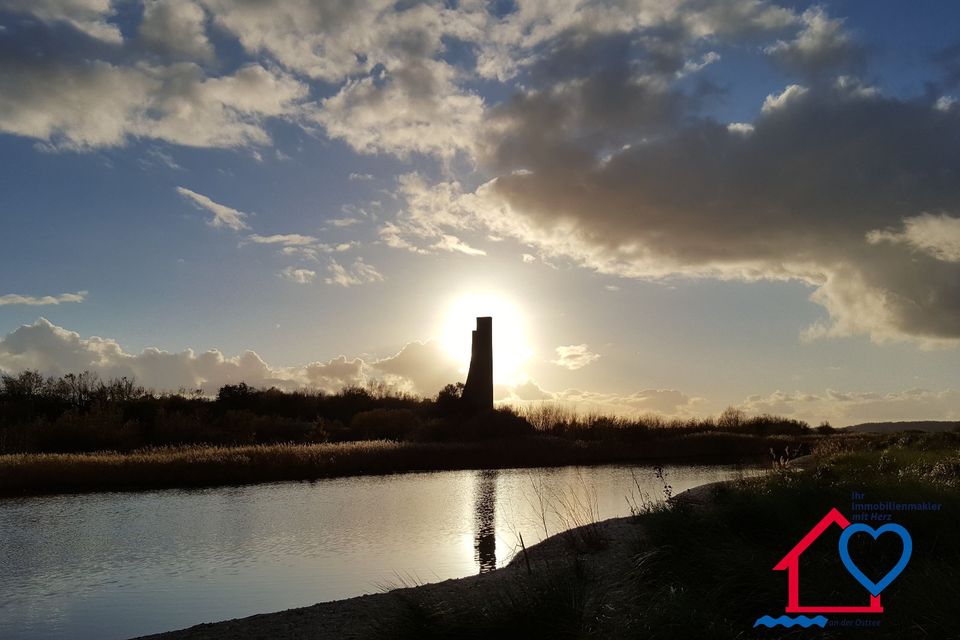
[622, 465, 960, 638]
[379, 557, 593, 640]
[379, 432, 960, 638]
[0, 428, 819, 496]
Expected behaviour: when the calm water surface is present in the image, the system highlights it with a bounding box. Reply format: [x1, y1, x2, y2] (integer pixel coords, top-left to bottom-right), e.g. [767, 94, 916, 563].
[0, 464, 760, 639]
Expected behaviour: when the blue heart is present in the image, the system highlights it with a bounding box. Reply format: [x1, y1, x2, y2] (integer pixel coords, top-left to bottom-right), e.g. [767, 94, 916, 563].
[838, 523, 912, 597]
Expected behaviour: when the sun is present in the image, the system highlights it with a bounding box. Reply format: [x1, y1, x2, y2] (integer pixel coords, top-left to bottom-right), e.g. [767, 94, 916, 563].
[439, 292, 532, 386]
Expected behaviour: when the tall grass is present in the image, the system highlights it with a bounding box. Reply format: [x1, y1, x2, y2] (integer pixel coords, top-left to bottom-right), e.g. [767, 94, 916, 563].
[0, 429, 799, 496]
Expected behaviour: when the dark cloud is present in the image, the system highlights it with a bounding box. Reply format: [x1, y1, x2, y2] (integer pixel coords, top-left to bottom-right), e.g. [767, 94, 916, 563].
[934, 41, 960, 89]
[470, 73, 960, 343]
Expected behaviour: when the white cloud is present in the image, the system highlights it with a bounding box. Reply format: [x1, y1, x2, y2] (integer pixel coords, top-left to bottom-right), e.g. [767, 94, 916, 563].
[329, 218, 363, 228]
[551, 344, 600, 370]
[727, 122, 754, 135]
[278, 267, 316, 284]
[139, 0, 213, 61]
[325, 258, 384, 287]
[247, 233, 318, 246]
[314, 59, 484, 159]
[935, 96, 957, 112]
[761, 84, 809, 112]
[0, 318, 293, 392]
[0, 291, 87, 306]
[176, 186, 250, 231]
[0, 60, 307, 151]
[304, 355, 366, 392]
[432, 234, 486, 256]
[765, 6, 861, 76]
[0, 318, 373, 394]
[867, 213, 960, 263]
[679, 51, 720, 76]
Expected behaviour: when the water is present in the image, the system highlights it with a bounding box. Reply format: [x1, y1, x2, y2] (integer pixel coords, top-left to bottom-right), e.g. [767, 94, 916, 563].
[0, 464, 760, 639]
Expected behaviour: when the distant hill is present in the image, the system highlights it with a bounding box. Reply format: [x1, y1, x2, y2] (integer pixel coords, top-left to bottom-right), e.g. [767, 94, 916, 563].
[844, 421, 960, 433]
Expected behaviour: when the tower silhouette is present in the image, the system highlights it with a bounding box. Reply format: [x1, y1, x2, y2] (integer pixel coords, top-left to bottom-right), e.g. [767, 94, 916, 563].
[463, 316, 493, 413]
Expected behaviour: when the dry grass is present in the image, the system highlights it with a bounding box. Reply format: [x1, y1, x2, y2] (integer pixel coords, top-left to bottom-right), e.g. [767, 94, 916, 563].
[0, 429, 802, 497]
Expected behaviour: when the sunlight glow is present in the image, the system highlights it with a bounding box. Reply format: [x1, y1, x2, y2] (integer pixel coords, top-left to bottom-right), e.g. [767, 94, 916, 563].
[440, 292, 532, 386]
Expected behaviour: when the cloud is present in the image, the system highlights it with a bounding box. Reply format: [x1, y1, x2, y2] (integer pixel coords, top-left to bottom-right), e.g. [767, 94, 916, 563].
[371, 339, 461, 397]
[4, 320, 954, 425]
[0, 0, 121, 43]
[0, 56, 307, 150]
[740, 388, 960, 426]
[140, 147, 183, 170]
[325, 258, 384, 287]
[431, 234, 486, 256]
[619, 389, 697, 414]
[0, 0, 805, 158]
[761, 83, 809, 112]
[551, 344, 600, 370]
[314, 58, 484, 159]
[139, 0, 214, 62]
[765, 6, 863, 76]
[867, 213, 960, 263]
[329, 218, 362, 228]
[0, 318, 293, 392]
[0, 318, 377, 395]
[934, 41, 960, 89]
[247, 233, 318, 246]
[501, 379, 553, 402]
[278, 267, 316, 284]
[348, 173, 373, 181]
[303, 355, 366, 392]
[543, 387, 700, 417]
[401, 77, 960, 346]
[244, 233, 355, 262]
[176, 186, 250, 231]
[0, 291, 87, 306]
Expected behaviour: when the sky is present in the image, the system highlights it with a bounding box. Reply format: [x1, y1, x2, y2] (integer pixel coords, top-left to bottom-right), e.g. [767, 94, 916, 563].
[1, 0, 960, 426]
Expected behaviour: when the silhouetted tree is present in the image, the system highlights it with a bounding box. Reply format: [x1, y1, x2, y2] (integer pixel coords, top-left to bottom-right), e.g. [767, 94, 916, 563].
[436, 382, 465, 417]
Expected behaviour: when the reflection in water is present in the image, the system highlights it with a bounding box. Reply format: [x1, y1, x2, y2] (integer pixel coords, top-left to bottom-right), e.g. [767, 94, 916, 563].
[474, 470, 497, 573]
[0, 464, 762, 640]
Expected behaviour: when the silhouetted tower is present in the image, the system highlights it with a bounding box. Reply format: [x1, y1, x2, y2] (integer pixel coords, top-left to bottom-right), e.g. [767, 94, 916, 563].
[463, 316, 493, 413]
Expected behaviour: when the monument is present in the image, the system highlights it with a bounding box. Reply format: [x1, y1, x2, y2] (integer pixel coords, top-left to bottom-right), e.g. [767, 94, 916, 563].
[463, 316, 493, 413]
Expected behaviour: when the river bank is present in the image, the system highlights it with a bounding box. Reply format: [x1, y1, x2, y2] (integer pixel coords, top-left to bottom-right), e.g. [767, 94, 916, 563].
[0, 433, 802, 497]
[138, 436, 959, 639]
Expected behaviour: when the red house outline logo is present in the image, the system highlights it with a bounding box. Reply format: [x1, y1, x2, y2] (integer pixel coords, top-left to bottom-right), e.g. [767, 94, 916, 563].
[772, 508, 883, 614]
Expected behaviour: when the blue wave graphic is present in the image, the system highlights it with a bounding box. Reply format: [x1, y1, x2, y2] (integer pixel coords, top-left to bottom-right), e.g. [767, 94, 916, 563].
[753, 615, 828, 629]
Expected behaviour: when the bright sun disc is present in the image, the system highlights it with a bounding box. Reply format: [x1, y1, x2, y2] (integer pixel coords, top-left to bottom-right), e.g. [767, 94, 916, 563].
[440, 293, 532, 386]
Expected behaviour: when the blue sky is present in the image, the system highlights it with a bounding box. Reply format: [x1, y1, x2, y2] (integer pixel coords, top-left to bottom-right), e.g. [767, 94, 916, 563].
[1, 0, 959, 424]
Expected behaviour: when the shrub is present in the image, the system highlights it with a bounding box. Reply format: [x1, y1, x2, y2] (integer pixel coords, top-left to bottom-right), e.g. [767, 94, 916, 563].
[460, 408, 535, 441]
[350, 409, 423, 441]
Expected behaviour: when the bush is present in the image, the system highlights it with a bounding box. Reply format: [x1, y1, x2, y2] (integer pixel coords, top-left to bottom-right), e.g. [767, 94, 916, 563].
[350, 409, 423, 441]
[460, 408, 535, 441]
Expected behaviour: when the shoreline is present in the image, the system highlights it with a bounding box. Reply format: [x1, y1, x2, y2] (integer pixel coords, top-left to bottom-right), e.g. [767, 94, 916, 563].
[137, 482, 725, 640]
[0, 436, 788, 498]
